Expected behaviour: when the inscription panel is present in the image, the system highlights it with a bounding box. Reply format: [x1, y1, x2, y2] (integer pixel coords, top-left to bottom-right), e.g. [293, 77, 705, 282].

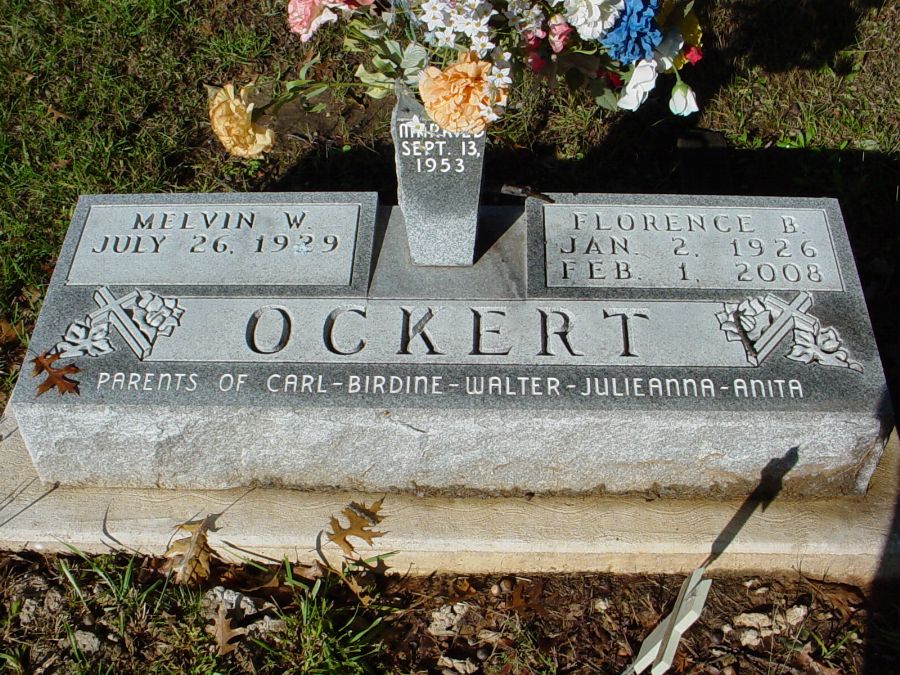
[67, 203, 361, 286]
[543, 205, 843, 291]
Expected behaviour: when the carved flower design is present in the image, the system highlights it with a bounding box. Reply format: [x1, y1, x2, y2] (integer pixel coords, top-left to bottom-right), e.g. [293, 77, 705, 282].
[131, 291, 184, 339]
[788, 321, 862, 372]
[733, 298, 774, 341]
[56, 316, 114, 358]
[716, 297, 773, 344]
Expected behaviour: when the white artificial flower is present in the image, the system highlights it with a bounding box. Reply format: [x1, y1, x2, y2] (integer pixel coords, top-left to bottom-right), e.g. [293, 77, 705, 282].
[421, 7, 444, 29]
[434, 26, 457, 47]
[669, 81, 699, 116]
[470, 32, 495, 56]
[487, 65, 513, 89]
[618, 58, 658, 111]
[505, 0, 545, 35]
[405, 115, 428, 137]
[564, 0, 624, 41]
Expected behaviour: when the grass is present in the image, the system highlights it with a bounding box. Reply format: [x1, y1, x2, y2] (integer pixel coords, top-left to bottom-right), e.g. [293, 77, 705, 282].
[2, 543, 892, 674]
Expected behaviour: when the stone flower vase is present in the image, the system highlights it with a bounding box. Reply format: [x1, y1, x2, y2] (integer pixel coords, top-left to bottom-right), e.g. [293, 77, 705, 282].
[390, 83, 486, 266]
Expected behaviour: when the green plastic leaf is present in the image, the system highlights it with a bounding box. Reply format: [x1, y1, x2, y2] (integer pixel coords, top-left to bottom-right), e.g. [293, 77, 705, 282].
[372, 55, 397, 75]
[354, 64, 393, 99]
[284, 79, 312, 92]
[593, 87, 619, 112]
[303, 84, 329, 100]
[297, 55, 320, 80]
[343, 36, 362, 53]
[358, 24, 387, 40]
[384, 38, 404, 63]
[400, 43, 428, 72]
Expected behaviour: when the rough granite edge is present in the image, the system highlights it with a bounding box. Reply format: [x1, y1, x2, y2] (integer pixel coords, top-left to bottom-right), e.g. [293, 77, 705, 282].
[13, 404, 890, 498]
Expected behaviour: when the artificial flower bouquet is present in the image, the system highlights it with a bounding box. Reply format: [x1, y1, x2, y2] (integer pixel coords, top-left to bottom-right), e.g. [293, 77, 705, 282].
[288, 0, 703, 133]
[206, 0, 704, 156]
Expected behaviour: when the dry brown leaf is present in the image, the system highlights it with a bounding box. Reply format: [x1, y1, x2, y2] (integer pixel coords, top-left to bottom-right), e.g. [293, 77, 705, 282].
[803, 577, 864, 619]
[205, 602, 247, 656]
[449, 577, 478, 599]
[30, 351, 80, 396]
[0, 320, 21, 346]
[46, 105, 69, 123]
[162, 517, 216, 584]
[345, 574, 375, 607]
[327, 497, 386, 557]
[792, 642, 842, 675]
[507, 579, 546, 617]
[21, 286, 41, 305]
[292, 560, 325, 582]
[48, 159, 71, 171]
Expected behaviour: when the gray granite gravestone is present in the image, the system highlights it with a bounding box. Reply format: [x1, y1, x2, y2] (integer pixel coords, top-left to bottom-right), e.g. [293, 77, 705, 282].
[9, 192, 893, 496]
[390, 86, 486, 266]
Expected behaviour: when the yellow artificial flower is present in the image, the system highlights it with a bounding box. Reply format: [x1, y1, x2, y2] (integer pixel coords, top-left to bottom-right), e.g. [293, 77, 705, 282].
[681, 11, 703, 47]
[207, 83, 275, 158]
[418, 52, 507, 134]
[673, 11, 703, 70]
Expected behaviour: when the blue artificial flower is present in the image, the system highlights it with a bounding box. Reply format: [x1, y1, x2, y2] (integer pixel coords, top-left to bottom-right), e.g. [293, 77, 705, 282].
[601, 0, 664, 65]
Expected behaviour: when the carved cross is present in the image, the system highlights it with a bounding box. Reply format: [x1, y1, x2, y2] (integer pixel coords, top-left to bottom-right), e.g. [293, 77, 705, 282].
[88, 286, 152, 359]
[622, 567, 711, 675]
[746, 291, 812, 365]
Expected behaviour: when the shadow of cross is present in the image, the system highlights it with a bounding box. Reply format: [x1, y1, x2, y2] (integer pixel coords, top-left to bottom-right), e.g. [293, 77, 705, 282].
[747, 291, 813, 366]
[89, 286, 152, 359]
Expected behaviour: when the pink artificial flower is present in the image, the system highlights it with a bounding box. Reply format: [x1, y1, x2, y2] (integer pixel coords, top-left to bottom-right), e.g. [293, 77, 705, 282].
[548, 15, 573, 54]
[288, 0, 338, 42]
[522, 28, 546, 50]
[683, 45, 703, 65]
[339, 0, 374, 7]
[525, 49, 549, 73]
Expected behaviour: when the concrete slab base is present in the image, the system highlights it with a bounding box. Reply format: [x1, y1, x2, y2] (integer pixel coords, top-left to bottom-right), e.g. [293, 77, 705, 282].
[1, 408, 897, 583]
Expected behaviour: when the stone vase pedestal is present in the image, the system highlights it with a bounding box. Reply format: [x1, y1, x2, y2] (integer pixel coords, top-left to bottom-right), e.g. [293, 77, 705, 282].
[390, 84, 486, 267]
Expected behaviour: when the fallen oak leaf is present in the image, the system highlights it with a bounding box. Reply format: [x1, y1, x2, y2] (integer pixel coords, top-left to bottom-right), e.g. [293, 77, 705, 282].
[46, 104, 69, 123]
[347, 499, 385, 526]
[327, 497, 386, 557]
[30, 350, 80, 396]
[507, 579, 546, 617]
[802, 576, 864, 620]
[162, 515, 217, 584]
[792, 642, 842, 675]
[0, 320, 22, 346]
[205, 602, 247, 656]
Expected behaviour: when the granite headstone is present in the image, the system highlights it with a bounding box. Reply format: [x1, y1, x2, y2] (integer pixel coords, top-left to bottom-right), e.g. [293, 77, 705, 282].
[10, 192, 893, 496]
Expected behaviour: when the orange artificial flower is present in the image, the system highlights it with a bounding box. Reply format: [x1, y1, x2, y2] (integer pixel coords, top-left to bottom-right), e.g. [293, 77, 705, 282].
[418, 52, 507, 134]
